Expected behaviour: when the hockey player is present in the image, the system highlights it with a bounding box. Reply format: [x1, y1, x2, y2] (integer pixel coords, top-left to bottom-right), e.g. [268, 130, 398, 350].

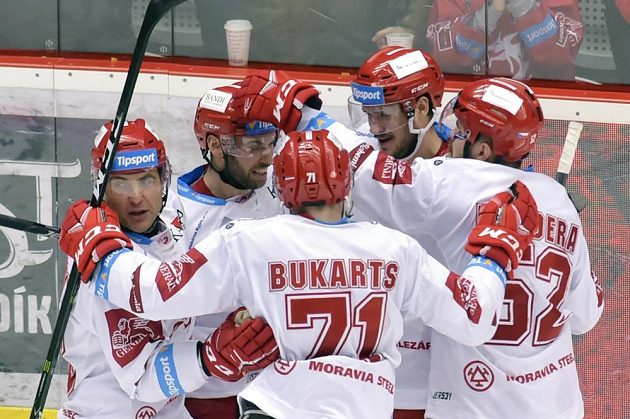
[58, 128, 539, 419]
[159, 85, 286, 418]
[348, 78, 604, 418]
[58, 119, 278, 419]
[230, 47, 454, 418]
[347, 46, 451, 160]
[425, 0, 584, 80]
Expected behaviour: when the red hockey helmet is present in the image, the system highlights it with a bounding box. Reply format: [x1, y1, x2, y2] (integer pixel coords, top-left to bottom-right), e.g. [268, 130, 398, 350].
[273, 130, 351, 209]
[194, 86, 278, 159]
[348, 47, 445, 131]
[442, 77, 544, 162]
[92, 118, 170, 200]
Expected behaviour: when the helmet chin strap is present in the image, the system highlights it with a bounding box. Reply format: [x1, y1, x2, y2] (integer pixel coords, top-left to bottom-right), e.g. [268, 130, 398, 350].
[402, 113, 438, 161]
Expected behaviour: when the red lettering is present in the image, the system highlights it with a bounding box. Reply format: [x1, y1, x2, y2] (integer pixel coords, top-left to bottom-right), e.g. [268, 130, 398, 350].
[289, 260, 307, 289]
[534, 212, 544, 241]
[383, 262, 399, 289]
[556, 218, 567, 248]
[368, 260, 384, 289]
[566, 225, 578, 253]
[269, 262, 287, 291]
[330, 260, 349, 288]
[309, 259, 327, 288]
[546, 215, 556, 246]
[350, 259, 367, 287]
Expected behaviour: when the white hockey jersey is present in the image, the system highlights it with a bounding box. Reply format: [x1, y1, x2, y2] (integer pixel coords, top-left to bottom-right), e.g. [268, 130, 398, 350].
[160, 164, 284, 399]
[59, 223, 206, 419]
[87, 214, 506, 418]
[348, 146, 604, 419]
[300, 108, 448, 409]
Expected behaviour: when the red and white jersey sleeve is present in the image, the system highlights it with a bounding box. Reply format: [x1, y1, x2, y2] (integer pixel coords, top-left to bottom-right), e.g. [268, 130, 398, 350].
[91, 215, 505, 352]
[160, 164, 285, 399]
[348, 146, 604, 418]
[60, 225, 201, 419]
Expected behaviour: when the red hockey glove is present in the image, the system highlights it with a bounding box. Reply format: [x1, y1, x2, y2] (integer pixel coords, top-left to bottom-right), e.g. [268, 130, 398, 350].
[465, 181, 539, 277]
[59, 200, 132, 282]
[199, 307, 279, 382]
[232, 70, 321, 132]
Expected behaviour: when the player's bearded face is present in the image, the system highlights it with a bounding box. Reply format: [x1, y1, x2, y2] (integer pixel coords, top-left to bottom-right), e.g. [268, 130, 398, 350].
[224, 152, 272, 190]
[365, 104, 415, 159]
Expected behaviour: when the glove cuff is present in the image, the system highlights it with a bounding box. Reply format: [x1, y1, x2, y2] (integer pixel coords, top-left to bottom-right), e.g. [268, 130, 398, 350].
[197, 341, 212, 377]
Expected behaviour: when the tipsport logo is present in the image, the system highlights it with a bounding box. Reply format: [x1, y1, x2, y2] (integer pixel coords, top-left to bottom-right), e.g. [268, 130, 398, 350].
[112, 148, 158, 171]
[245, 121, 276, 135]
[351, 83, 385, 105]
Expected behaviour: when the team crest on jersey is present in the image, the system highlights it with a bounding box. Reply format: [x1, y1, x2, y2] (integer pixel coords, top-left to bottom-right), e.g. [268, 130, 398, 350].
[106, 309, 164, 367]
[274, 359, 297, 375]
[446, 273, 481, 324]
[463, 360, 494, 391]
[373, 152, 412, 185]
[135, 406, 157, 419]
[60, 407, 79, 419]
[156, 249, 208, 301]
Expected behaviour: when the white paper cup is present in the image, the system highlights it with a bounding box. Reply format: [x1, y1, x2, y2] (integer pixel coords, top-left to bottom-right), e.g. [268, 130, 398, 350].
[385, 32, 414, 48]
[224, 19, 252, 67]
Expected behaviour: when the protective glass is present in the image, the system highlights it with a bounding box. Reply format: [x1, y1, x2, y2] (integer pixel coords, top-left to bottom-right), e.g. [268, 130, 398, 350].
[107, 164, 170, 197]
[347, 97, 409, 136]
[220, 131, 278, 157]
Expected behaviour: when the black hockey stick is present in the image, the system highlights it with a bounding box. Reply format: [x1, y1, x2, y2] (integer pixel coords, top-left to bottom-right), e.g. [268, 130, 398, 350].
[29, 1, 187, 417]
[0, 213, 60, 238]
[555, 121, 588, 212]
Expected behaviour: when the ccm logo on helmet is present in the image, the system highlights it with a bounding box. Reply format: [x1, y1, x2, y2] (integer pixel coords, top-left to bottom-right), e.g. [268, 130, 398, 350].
[112, 148, 159, 171]
[351, 82, 385, 105]
[411, 82, 429, 94]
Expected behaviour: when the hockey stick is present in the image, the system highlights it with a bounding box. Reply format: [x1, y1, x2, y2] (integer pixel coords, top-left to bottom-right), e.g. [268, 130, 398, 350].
[0, 213, 60, 238]
[555, 121, 587, 212]
[29, 1, 187, 417]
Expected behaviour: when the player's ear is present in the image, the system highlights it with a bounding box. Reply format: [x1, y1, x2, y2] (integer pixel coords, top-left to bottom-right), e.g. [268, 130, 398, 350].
[478, 141, 495, 162]
[206, 134, 226, 169]
[414, 95, 431, 116]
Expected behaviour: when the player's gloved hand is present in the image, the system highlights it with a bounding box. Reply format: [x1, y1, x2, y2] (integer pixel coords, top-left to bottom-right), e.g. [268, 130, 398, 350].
[59, 200, 132, 282]
[232, 70, 322, 132]
[465, 181, 539, 277]
[198, 307, 279, 382]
